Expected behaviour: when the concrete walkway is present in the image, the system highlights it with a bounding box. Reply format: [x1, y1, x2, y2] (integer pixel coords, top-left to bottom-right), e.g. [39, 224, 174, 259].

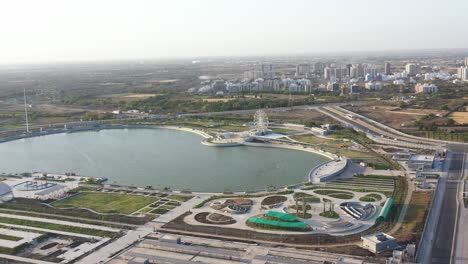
[153, 195, 207, 224]
[388, 170, 414, 235]
[76, 223, 154, 264]
[78, 196, 222, 263]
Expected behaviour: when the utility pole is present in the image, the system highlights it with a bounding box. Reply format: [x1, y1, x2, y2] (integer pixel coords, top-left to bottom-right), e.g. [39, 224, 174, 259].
[23, 87, 29, 133]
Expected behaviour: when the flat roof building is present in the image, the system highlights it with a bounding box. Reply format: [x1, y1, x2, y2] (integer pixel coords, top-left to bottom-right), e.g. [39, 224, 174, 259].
[361, 233, 398, 253]
[408, 154, 434, 170]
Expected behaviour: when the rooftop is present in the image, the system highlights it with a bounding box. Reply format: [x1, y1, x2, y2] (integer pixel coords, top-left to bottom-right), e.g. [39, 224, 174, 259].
[409, 154, 434, 162]
[361, 232, 396, 244]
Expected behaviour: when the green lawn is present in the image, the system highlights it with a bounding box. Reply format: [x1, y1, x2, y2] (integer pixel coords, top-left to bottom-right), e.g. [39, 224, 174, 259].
[0, 234, 22, 241]
[54, 192, 158, 215]
[292, 135, 329, 144]
[319, 211, 340, 219]
[167, 194, 193, 202]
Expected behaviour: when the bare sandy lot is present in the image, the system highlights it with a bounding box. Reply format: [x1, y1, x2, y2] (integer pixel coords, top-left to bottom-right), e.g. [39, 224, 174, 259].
[99, 93, 160, 101]
[449, 112, 468, 124]
[344, 105, 448, 130]
[202, 98, 237, 102]
[146, 79, 178, 83]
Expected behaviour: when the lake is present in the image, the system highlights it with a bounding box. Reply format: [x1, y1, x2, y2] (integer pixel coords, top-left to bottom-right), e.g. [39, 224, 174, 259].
[0, 128, 328, 192]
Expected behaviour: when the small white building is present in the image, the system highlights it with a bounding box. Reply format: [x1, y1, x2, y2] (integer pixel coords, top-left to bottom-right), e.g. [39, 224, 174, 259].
[408, 154, 435, 170]
[361, 233, 398, 253]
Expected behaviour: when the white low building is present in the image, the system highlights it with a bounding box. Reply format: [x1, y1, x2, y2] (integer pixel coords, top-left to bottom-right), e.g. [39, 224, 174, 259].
[361, 233, 398, 253]
[408, 154, 434, 170]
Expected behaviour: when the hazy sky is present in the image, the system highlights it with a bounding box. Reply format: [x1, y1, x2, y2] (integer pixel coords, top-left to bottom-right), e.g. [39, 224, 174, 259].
[1, 0, 467, 63]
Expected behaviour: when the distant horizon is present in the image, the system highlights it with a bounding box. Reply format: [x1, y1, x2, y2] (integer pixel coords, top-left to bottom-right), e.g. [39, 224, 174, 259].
[1, 47, 468, 67]
[1, 0, 468, 64]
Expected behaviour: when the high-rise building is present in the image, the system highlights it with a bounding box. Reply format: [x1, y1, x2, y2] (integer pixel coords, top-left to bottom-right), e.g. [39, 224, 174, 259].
[314, 62, 325, 74]
[350, 66, 358, 78]
[357, 64, 364, 78]
[346, 64, 352, 76]
[261, 64, 274, 79]
[458, 66, 468, 81]
[465, 57, 468, 67]
[295, 64, 310, 76]
[324, 67, 333, 80]
[406, 63, 420, 76]
[334, 68, 348, 79]
[384, 62, 391, 75]
[415, 83, 438, 93]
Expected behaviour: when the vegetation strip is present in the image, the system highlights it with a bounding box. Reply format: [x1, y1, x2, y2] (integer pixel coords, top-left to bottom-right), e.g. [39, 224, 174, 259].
[0, 216, 117, 237]
[0, 234, 23, 241]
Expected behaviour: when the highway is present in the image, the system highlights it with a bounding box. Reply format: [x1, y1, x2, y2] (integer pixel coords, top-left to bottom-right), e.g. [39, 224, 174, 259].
[316, 104, 468, 263]
[318, 105, 450, 149]
[454, 153, 468, 264]
[428, 152, 465, 264]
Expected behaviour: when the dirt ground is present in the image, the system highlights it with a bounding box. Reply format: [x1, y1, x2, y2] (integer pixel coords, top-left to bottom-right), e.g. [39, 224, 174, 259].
[266, 109, 337, 124]
[343, 105, 447, 131]
[202, 98, 238, 102]
[393, 191, 432, 243]
[449, 112, 468, 124]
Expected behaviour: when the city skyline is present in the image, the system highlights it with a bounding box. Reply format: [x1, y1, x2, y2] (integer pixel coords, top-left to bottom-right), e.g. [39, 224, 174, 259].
[1, 0, 468, 64]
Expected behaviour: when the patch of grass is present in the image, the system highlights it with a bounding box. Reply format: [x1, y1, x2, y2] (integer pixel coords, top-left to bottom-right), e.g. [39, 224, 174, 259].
[293, 192, 321, 203]
[150, 202, 166, 208]
[290, 204, 312, 211]
[328, 193, 353, 199]
[314, 189, 348, 195]
[292, 135, 328, 144]
[139, 207, 153, 213]
[71, 185, 102, 192]
[359, 193, 382, 202]
[0, 198, 152, 225]
[150, 208, 170, 215]
[167, 195, 193, 202]
[0, 233, 23, 241]
[158, 205, 176, 210]
[394, 191, 432, 243]
[319, 211, 340, 219]
[292, 212, 312, 219]
[261, 196, 287, 206]
[166, 201, 181, 206]
[359, 197, 375, 202]
[270, 128, 291, 134]
[53, 192, 158, 215]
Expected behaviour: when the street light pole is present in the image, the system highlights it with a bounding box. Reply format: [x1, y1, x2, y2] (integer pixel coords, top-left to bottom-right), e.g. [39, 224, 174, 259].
[23, 87, 29, 133]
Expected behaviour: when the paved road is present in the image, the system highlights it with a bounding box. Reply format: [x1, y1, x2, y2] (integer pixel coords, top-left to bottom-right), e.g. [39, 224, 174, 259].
[455, 154, 468, 264]
[429, 152, 465, 263]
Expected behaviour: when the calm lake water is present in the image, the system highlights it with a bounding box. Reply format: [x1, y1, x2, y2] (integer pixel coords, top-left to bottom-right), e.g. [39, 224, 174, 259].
[0, 129, 328, 192]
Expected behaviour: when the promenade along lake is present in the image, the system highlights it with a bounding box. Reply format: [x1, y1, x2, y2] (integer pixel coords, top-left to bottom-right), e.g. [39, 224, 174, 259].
[0, 129, 329, 192]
